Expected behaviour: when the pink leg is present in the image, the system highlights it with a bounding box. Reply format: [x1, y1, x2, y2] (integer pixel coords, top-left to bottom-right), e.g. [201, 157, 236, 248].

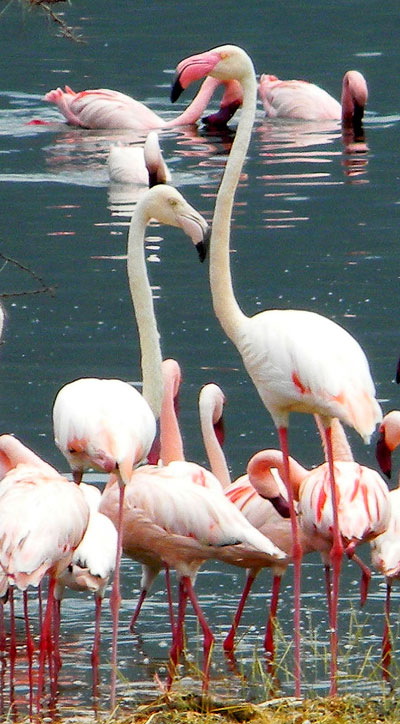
[223, 569, 258, 653]
[0, 601, 5, 715]
[324, 425, 344, 697]
[52, 599, 62, 676]
[8, 587, 16, 712]
[164, 565, 176, 639]
[382, 582, 392, 684]
[278, 426, 302, 698]
[109, 482, 125, 710]
[347, 550, 371, 607]
[91, 595, 103, 695]
[37, 576, 56, 714]
[324, 564, 332, 625]
[167, 578, 188, 689]
[182, 576, 215, 692]
[23, 590, 34, 717]
[264, 574, 282, 667]
[129, 588, 147, 633]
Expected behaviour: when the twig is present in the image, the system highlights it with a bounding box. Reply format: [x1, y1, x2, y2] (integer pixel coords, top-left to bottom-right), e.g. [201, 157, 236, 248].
[0, 253, 56, 298]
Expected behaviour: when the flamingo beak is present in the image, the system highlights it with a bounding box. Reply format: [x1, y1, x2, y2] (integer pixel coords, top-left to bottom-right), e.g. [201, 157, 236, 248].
[376, 431, 392, 479]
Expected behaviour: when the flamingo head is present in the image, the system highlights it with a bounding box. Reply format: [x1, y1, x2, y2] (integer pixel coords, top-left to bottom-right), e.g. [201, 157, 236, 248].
[341, 70, 368, 126]
[171, 45, 252, 103]
[376, 410, 400, 479]
[202, 79, 243, 127]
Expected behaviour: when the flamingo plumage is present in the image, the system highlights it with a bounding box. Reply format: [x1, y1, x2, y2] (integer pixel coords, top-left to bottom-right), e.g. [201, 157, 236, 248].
[171, 43, 381, 696]
[107, 129, 171, 185]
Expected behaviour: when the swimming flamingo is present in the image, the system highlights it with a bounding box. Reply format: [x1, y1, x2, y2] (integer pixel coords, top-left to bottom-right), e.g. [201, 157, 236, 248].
[373, 410, 400, 683]
[44, 76, 242, 130]
[54, 483, 117, 691]
[107, 129, 171, 185]
[53, 184, 210, 707]
[171, 44, 381, 696]
[258, 70, 368, 125]
[0, 440, 89, 714]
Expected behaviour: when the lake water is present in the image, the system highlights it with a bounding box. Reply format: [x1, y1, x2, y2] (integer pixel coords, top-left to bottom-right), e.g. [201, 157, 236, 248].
[1, 0, 400, 717]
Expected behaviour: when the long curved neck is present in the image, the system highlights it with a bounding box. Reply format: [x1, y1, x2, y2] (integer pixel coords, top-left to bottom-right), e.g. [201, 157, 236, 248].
[126, 204, 163, 420]
[200, 405, 231, 489]
[251, 449, 308, 499]
[209, 64, 257, 340]
[167, 77, 221, 127]
[160, 366, 185, 464]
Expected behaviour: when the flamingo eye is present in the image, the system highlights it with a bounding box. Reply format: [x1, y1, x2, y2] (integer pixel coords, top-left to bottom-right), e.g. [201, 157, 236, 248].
[169, 198, 178, 208]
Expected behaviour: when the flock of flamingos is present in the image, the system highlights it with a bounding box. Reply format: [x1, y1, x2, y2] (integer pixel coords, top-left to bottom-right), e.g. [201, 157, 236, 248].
[3, 43, 400, 717]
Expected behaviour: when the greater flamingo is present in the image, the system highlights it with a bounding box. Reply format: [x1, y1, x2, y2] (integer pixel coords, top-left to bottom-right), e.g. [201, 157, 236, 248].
[53, 184, 210, 707]
[373, 410, 400, 683]
[44, 77, 242, 130]
[171, 44, 381, 696]
[258, 70, 368, 125]
[107, 129, 171, 185]
[54, 482, 117, 691]
[0, 438, 89, 714]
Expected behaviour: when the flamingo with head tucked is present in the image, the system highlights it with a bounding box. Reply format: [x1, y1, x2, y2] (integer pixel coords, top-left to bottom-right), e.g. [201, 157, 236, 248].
[171, 43, 381, 696]
[258, 70, 368, 125]
[107, 129, 171, 185]
[44, 77, 242, 130]
[53, 183, 210, 708]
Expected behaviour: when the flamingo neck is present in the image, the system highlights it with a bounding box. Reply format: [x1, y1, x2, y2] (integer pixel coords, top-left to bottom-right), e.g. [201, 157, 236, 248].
[250, 448, 308, 500]
[160, 367, 185, 464]
[315, 415, 354, 462]
[209, 63, 257, 340]
[166, 77, 221, 127]
[200, 405, 231, 489]
[126, 204, 163, 420]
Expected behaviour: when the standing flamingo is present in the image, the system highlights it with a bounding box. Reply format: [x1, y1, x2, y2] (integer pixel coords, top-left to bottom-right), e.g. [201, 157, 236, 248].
[373, 410, 400, 683]
[258, 70, 368, 125]
[44, 77, 242, 130]
[171, 44, 381, 696]
[107, 129, 171, 185]
[53, 183, 209, 708]
[54, 482, 117, 691]
[0, 441, 89, 714]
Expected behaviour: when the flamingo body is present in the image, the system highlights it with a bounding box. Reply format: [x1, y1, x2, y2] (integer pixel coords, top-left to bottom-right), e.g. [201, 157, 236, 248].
[107, 129, 171, 185]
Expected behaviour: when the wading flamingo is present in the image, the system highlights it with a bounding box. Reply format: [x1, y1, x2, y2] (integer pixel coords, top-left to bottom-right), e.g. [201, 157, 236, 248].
[44, 77, 242, 130]
[53, 183, 210, 708]
[373, 410, 400, 683]
[107, 129, 171, 185]
[258, 70, 368, 125]
[171, 44, 381, 696]
[54, 483, 117, 692]
[0, 437, 89, 715]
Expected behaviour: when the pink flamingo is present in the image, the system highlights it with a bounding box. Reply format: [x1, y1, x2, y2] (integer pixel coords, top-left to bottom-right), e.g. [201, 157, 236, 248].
[0, 435, 89, 714]
[52, 184, 210, 708]
[258, 70, 368, 125]
[171, 44, 381, 696]
[373, 410, 400, 683]
[107, 129, 171, 185]
[44, 77, 242, 130]
[54, 482, 117, 691]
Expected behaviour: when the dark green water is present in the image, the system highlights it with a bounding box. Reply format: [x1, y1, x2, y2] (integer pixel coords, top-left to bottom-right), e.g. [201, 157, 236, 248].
[1, 0, 400, 716]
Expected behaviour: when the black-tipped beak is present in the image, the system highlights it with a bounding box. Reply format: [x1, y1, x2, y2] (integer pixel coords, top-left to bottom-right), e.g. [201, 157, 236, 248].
[376, 431, 392, 479]
[195, 226, 210, 262]
[266, 494, 291, 519]
[171, 74, 184, 103]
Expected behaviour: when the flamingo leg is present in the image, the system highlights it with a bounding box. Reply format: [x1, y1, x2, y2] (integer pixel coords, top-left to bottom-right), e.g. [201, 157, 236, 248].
[182, 576, 215, 692]
[264, 574, 282, 667]
[382, 581, 392, 685]
[37, 576, 56, 714]
[23, 590, 34, 717]
[324, 564, 332, 625]
[346, 548, 371, 607]
[223, 568, 258, 653]
[164, 565, 176, 639]
[91, 595, 103, 696]
[52, 599, 62, 675]
[0, 601, 5, 716]
[8, 587, 16, 713]
[278, 426, 302, 697]
[129, 588, 148, 633]
[109, 481, 125, 711]
[167, 578, 188, 689]
[324, 425, 344, 697]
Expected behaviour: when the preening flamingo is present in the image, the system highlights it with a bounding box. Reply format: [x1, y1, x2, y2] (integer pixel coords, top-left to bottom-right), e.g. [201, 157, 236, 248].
[54, 483, 117, 691]
[44, 77, 242, 130]
[0, 437, 89, 714]
[107, 129, 171, 185]
[171, 43, 381, 696]
[53, 184, 210, 707]
[258, 70, 368, 125]
[373, 410, 400, 683]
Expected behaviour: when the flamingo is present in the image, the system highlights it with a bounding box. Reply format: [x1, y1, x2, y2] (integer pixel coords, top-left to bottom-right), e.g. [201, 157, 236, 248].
[44, 76, 242, 130]
[373, 410, 400, 683]
[258, 70, 368, 125]
[0, 438, 89, 714]
[52, 183, 209, 708]
[54, 483, 117, 691]
[171, 44, 381, 696]
[107, 129, 171, 185]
